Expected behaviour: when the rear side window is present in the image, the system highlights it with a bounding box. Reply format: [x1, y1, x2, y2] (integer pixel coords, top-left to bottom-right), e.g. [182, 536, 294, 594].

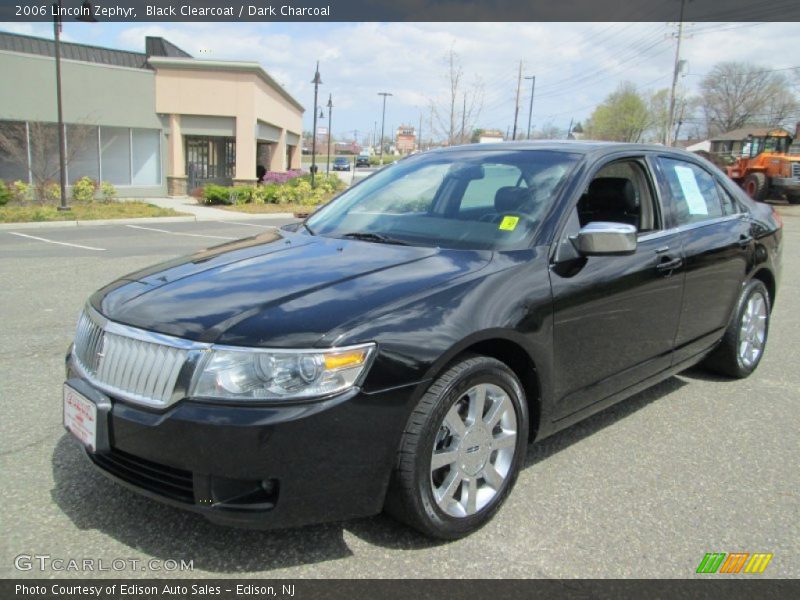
[658, 158, 725, 225]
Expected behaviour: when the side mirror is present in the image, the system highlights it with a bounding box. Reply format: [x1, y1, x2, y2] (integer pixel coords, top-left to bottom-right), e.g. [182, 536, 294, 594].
[570, 222, 637, 256]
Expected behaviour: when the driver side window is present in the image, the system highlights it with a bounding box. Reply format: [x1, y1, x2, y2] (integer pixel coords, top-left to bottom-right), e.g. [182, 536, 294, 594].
[577, 159, 660, 233]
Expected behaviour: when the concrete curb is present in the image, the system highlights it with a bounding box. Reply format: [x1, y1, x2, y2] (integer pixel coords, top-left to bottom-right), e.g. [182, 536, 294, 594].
[0, 213, 297, 230]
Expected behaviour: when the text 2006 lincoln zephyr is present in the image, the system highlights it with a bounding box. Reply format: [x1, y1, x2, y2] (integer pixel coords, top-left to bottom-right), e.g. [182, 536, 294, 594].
[64, 142, 781, 539]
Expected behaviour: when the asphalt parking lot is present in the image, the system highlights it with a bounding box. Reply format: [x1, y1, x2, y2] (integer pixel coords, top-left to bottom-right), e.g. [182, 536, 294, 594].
[1, 207, 798, 579]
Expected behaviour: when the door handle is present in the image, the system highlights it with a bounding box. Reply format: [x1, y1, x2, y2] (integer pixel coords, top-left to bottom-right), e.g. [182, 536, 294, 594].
[656, 257, 683, 272]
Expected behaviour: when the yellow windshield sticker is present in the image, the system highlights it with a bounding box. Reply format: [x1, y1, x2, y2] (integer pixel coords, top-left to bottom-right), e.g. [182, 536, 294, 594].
[498, 215, 519, 231]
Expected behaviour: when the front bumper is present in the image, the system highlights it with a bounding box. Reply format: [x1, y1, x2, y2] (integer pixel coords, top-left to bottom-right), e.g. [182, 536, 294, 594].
[65, 357, 417, 529]
[771, 177, 800, 192]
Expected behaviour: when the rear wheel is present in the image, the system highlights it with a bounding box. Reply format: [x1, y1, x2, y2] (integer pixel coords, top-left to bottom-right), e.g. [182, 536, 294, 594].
[743, 173, 769, 201]
[786, 192, 800, 205]
[703, 279, 770, 378]
[385, 355, 528, 539]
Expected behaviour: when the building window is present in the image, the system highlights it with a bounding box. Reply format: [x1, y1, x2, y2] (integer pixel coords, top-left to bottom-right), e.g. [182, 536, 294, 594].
[132, 128, 161, 185]
[0, 120, 30, 182]
[67, 124, 99, 184]
[100, 126, 131, 185]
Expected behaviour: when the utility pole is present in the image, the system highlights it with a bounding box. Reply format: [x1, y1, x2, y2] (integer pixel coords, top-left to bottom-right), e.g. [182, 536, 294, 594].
[377, 92, 392, 165]
[325, 94, 333, 175]
[524, 75, 536, 140]
[512, 60, 523, 140]
[566, 118, 574, 139]
[666, 0, 687, 147]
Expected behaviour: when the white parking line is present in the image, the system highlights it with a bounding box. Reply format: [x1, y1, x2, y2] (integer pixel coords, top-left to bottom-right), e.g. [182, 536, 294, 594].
[7, 232, 105, 251]
[125, 224, 236, 240]
[214, 220, 277, 229]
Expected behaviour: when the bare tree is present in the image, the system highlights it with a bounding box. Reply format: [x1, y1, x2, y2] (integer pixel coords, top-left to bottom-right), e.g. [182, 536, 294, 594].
[0, 121, 94, 202]
[429, 49, 484, 146]
[700, 62, 799, 136]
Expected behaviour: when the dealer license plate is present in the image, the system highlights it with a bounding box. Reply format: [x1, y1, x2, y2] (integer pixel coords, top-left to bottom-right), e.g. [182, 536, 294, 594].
[63, 384, 97, 452]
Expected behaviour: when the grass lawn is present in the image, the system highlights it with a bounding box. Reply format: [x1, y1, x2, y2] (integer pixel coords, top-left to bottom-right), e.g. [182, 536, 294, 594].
[219, 203, 326, 215]
[0, 202, 187, 223]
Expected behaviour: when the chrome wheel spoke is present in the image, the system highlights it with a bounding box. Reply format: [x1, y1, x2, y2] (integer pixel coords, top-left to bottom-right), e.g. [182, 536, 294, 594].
[462, 477, 478, 515]
[482, 463, 504, 490]
[434, 469, 462, 506]
[483, 394, 510, 429]
[492, 431, 516, 450]
[739, 292, 768, 367]
[444, 404, 467, 437]
[467, 384, 487, 424]
[431, 449, 458, 470]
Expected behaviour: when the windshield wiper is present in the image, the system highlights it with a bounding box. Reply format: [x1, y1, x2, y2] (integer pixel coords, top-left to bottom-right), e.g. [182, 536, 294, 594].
[340, 232, 409, 245]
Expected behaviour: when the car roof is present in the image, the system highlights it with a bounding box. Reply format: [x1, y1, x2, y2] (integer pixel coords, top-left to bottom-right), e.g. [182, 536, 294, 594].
[426, 140, 691, 158]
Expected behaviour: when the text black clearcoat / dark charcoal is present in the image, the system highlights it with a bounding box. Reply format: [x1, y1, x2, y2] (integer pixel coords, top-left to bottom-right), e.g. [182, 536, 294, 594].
[65, 141, 782, 533]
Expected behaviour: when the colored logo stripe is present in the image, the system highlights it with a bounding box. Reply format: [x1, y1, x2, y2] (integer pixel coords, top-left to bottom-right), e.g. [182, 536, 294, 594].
[744, 553, 773, 573]
[696, 552, 773, 574]
[697, 553, 726, 574]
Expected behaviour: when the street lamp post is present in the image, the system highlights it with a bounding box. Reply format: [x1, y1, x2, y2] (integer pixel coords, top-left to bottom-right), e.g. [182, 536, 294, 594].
[310, 61, 322, 188]
[53, 0, 96, 211]
[377, 92, 392, 165]
[326, 94, 333, 175]
[524, 75, 536, 140]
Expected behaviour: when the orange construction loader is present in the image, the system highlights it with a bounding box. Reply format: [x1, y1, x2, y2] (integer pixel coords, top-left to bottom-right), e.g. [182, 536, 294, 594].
[724, 125, 800, 204]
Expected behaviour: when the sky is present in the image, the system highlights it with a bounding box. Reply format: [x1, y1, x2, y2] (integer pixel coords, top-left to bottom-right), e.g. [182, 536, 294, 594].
[2, 21, 799, 143]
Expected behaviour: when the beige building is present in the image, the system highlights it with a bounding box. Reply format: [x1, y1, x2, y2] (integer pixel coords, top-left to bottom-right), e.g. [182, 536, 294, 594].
[152, 57, 304, 195]
[0, 32, 304, 197]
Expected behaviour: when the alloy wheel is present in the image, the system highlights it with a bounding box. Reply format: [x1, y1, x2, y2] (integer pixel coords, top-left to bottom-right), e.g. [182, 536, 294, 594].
[739, 291, 767, 368]
[429, 383, 518, 518]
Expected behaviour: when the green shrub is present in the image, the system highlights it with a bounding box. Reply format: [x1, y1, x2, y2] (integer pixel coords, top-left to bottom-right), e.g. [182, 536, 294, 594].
[12, 181, 32, 203]
[0, 180, 10, 206]
[72, 176, 97, 203]
[45, 182, 61, 203]
[100, 181, 117, 202]
[254, 183, 279, 204]
[202, 184, 233, 205]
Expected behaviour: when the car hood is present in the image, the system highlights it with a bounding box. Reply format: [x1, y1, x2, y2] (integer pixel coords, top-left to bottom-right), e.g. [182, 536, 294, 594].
[92, 229, 491, 347]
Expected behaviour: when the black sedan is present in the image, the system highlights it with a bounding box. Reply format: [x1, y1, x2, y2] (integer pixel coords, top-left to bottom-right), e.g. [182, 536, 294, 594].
[64, 142, 782, 539]
[333, 156, 351, 171]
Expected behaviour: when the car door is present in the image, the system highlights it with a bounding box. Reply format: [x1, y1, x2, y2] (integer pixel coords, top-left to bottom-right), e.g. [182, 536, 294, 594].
[549, 155, 685, 421]
[654, 156, 752, 364]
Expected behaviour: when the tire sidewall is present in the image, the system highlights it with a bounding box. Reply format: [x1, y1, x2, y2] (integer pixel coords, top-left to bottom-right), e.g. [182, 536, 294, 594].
[412, 359, 529, 538]
[733, 280, 771, 375]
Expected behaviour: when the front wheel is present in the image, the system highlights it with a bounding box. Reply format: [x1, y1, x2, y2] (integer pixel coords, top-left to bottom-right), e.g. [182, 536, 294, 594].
[703, 279, 771, 378]
[385, 356, 529, 539]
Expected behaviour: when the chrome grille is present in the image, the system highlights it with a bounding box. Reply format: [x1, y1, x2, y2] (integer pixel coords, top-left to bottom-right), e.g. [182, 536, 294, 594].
[792, 162, 800, 180]
[72, 310, 190, 407]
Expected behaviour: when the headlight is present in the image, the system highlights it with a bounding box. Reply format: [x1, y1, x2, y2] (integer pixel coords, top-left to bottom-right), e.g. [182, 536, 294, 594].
[190, 343, 376, 401]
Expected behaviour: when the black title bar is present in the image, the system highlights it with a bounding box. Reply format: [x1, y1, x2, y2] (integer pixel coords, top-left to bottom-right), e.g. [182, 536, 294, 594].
[2, 0, 800, 22]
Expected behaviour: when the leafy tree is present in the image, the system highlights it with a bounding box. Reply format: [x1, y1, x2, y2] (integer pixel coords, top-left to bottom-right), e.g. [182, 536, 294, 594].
[584, 82, 651, 142]
[699, 62, 799, 136]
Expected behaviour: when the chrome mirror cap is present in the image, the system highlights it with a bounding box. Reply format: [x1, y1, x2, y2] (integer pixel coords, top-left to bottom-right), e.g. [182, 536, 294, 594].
[570, 222, 637, 256]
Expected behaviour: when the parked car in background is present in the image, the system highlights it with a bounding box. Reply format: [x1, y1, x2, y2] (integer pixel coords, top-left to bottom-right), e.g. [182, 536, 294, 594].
[64, 141, 782, 540]
[333, 156, 351, 171]
[356, 153, 371, 167]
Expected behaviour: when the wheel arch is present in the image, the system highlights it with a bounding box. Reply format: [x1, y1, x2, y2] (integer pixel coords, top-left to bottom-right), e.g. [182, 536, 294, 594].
[751, 267, 776, 310]
[419, 331, 542, 441]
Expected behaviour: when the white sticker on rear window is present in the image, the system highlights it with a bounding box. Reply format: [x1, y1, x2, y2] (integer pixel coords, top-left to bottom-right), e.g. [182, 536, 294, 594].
[673, 166, 708, 215]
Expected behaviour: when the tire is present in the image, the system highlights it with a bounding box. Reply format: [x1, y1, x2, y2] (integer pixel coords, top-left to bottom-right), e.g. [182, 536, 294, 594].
[786, 192, 800, 205]
[385, 355, 529, 539]
[743, 173, 768, 201]
[702, 279, 771, 378]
